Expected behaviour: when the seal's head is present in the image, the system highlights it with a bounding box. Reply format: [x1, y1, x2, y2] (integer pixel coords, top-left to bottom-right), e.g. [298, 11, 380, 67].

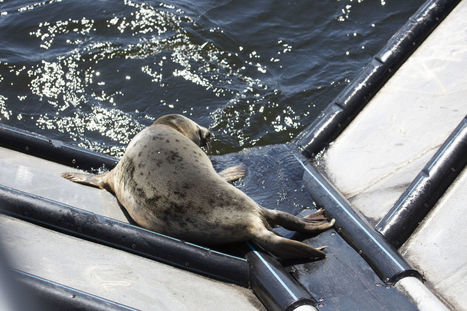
[153, 114, 211, 148]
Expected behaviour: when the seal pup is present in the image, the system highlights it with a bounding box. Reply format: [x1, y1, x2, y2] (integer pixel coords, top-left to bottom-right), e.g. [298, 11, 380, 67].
[62, 114, 335, 260]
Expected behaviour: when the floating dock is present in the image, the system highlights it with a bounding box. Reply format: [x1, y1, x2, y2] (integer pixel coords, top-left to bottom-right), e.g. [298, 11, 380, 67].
[0, 0, 465, 310]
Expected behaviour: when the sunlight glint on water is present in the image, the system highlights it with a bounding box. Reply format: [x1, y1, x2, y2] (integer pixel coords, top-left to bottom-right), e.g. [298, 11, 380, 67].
[0, 0, 424, 156]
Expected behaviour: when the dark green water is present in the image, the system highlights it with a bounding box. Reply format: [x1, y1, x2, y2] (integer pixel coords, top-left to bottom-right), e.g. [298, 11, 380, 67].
[0, 0, 424, 156]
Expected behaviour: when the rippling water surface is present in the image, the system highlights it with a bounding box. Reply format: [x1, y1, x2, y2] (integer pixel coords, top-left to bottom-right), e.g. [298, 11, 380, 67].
[0, 0, 423, 156]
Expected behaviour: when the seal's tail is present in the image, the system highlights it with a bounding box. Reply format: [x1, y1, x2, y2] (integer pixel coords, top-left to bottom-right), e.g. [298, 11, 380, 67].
[252, 227, 326, 260]
[61, 171, 106, 189]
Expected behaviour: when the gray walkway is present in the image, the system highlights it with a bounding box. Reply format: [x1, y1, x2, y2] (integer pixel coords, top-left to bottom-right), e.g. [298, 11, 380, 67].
[320, 1, 466, 310]
[401, 169, 467, 310]
[0, 146, 262, 311]
[322, 1, 466, 225]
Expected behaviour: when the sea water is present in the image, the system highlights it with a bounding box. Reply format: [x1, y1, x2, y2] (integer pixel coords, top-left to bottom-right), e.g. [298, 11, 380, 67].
[0, 0, 424, 156]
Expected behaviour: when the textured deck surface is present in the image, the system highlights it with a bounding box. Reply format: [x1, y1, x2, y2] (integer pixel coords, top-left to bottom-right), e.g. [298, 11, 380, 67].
[322, 1, 466, 224]
[401, 170, 467, 311]
[0, 147, 262, 311]
[321, 2, 466, 309]
[0, 144, 416, 310]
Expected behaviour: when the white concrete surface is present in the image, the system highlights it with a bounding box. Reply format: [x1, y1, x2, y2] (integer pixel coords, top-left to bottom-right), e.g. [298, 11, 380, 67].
[0, 267, 17, 311]
[293, 305, 318, 311]
[400, 169, 467, 311]
[395, 277, 449, 311]
[0, 148, 263, 310]
[322, 1, 467, 224]
[0, 146, 127, 222]
[0, 215, 262, 311]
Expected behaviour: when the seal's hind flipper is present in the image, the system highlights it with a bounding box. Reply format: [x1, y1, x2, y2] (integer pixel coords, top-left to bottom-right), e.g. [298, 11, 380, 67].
[217, 164, 246, 182]
[262, 208, 335, 234]
[303, 208, 327, 221]
[253, 227, 326, 260]
[61, 171, 106, 189]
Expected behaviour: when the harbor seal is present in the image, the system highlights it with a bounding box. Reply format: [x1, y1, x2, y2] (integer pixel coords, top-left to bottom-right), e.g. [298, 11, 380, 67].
[62, 114, 335, 259]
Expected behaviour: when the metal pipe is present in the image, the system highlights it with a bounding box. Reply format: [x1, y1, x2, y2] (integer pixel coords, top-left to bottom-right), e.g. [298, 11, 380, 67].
[294, 155, 420, 284]
[0, 123, 117, 171]
[247, 243, 317, 311]
[376, 116, 467, 248]
[0, 185, 249, 287]
[14, 270, 137, 311]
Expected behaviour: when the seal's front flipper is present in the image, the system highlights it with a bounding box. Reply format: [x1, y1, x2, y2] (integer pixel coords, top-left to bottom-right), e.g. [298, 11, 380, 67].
[61, 171, 106, 189]
[253, 227, 326, 260]
[217, 164, 246, 182]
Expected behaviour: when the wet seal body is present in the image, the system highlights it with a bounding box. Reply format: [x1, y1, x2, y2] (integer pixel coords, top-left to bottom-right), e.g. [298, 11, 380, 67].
[63, 114, 335, 260]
